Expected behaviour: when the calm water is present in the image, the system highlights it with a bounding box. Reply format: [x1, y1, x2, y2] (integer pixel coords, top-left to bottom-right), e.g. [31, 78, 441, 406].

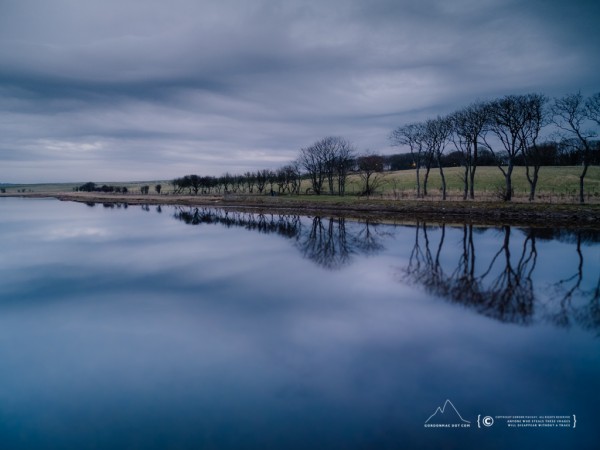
[0, 198, 598, 450]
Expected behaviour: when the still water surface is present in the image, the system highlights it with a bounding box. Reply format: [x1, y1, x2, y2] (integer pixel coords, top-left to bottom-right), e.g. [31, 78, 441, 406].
[0, 198, 598, 449]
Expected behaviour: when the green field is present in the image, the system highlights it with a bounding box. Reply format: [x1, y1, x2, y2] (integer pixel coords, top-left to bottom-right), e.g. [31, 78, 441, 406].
[2, 166, 599, 202]
[342, 166, 600, 201]
[0, 181, 170, 194]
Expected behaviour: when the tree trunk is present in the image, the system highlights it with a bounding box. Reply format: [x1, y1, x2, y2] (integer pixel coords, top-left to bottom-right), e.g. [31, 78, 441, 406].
[526, 164, 540, 202]
[437, 156, 447, 200]
[470, 141, 478, 200]
[423, 166, 431, 197]
[579, 162, 589, 204]
[505, 163, 514, 201]
[463, 165, 469, 200]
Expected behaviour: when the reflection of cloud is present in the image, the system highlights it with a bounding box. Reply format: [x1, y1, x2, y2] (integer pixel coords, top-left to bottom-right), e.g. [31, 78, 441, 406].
[45, 227, 109, 240]
[1, 199, 600, 448]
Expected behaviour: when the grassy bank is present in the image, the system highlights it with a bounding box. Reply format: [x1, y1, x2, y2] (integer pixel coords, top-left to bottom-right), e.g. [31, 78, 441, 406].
[4, 190, 599, 229]
[2, 165, 600, 227]
[3, 166, 599, 202]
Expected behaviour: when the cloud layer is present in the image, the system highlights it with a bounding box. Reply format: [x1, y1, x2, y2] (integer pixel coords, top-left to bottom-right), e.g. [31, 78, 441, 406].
[1, 0, 598, 182]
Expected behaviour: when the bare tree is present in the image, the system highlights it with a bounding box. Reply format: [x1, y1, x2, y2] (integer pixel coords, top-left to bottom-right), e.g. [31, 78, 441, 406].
[423, 116, 452, 200]
[255, 169, 268, 194]
[552, 92, 598, 203]
[357, 153, 384, 196]
[484, 95, 540, 201]
[333, 138, 355, 196]
[390, 122, 426, 198]
[299, 141, 326, 194]
[281, 162, 302, 195]
[450, 102, 490, 200]
[518, 94, 548, 201]
[586, 92, 600, 124]
[298, 137, 355, 195]
[266, 170, 277, 195]
[244, 171, 256, 194]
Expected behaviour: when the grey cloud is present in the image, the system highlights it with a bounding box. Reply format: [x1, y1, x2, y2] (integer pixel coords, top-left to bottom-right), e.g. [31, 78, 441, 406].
[0, 0, 598, 182]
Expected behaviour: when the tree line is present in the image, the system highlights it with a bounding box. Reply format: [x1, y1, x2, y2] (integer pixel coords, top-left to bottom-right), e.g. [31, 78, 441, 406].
[172, 91, 598, 202]
[171, 137, 392, 197]
[75, 182, 163, 195]
[391, 92, 600, 202]
[75, 91, 599, 203]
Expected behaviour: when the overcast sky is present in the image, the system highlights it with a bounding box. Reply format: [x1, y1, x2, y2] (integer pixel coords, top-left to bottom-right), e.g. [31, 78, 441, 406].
[1, 0, 598, 183]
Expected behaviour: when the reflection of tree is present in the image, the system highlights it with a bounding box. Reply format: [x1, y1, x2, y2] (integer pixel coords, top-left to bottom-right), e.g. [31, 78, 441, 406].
[172, 207, 301, 238]
[172, 208, 384, 270]
[170, 207, 600, 333]
[404, 223, 448, 296]
[352, 220, 386, 255]
[478, 226, 536, 324]
[296, 217, 352, 269]
[402, 224, 600, 332]
[294, 217, 386, 269]
[402, 223, 537, 325]
[549, 231, 600, 334]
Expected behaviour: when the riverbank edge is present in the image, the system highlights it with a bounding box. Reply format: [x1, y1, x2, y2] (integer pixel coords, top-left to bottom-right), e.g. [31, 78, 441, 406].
[4, 192, 600, 229]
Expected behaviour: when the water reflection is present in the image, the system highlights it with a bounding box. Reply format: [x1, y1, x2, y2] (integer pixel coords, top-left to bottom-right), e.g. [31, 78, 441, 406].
[1, 198, 599, 450]
[172, 206, 599, 333]
[546, 230, 600, 333]
[173, 207, 386, 270]
[402, 224, 536, 325]
[400, 222, 599, 333]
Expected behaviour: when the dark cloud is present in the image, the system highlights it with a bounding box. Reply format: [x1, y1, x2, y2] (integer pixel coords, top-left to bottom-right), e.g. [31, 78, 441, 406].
[0, 0, 598, 182]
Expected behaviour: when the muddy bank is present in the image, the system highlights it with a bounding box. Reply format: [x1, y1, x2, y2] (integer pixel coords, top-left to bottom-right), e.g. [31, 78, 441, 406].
[4, 191, 600, 229]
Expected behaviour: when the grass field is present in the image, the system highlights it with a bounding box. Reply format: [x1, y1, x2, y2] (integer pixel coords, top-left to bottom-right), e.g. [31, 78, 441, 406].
[2, 166, 599, 203]
[343, 166, 600, 202]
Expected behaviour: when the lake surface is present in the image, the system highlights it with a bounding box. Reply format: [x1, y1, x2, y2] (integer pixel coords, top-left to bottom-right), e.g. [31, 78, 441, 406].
[0, 198, 598, 450]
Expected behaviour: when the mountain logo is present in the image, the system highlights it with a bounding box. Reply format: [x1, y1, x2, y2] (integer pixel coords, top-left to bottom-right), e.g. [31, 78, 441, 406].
[424, 399, 471, 427]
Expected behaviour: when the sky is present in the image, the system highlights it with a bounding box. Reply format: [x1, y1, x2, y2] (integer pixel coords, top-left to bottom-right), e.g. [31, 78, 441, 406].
[1, 0, 599, 183]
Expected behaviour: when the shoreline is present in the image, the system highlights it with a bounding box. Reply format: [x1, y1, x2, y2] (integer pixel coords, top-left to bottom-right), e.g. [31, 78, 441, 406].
[3, 191, 600, 228]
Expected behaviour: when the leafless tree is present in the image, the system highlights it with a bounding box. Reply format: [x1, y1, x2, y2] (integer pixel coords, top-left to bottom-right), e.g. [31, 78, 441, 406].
[276, 165, 303, 195]
[299, 141, 326, 194]
[484, 95, 542, 201]
[333, 138, 355, 196]
[244, 171, 256, 194]
[285, 162, 302, 195]
[552, 92, 598, 203]
[390, 122, 426, 198]
[256, 169, 268, 194]
[357, 153, 384, 196]
[423, 116, 452, 200]
[298, 137, 355, 195]
[586, 92, 600, 125]
[518, 94, 548, 201]
[450, 102, 490, 200]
